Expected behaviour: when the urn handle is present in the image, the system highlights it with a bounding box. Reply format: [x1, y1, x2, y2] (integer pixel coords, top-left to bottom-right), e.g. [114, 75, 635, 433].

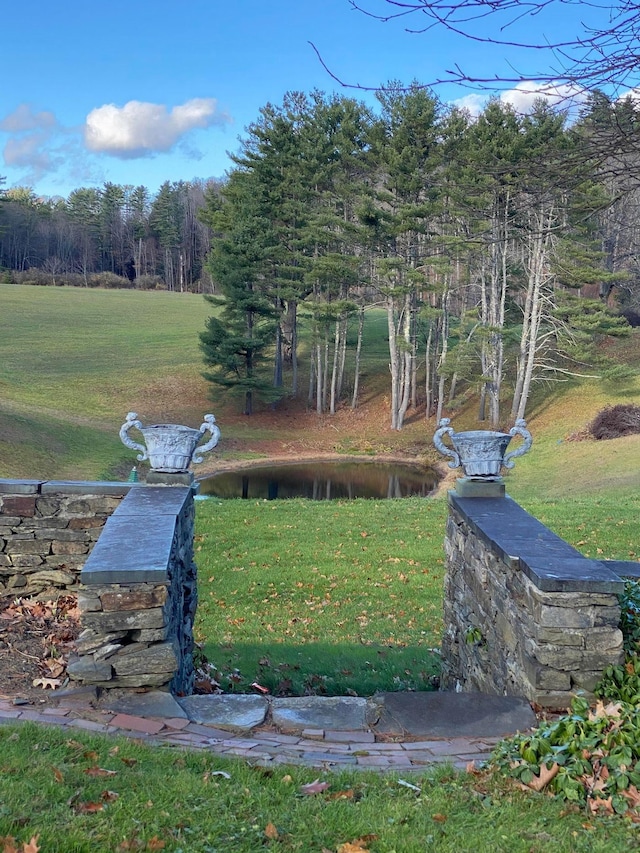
[433, 418, 461, 470]
[503, 419, 533, 469]
[119, 412, 149, 462]
[191, 414, 221, 465]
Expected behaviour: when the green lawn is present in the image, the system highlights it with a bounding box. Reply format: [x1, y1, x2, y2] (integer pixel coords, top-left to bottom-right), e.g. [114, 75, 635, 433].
[0, 284, 211, 478]
[193, 487, 640, 696]
[1, 722, 638, 853]
[194, 497, 447, 695]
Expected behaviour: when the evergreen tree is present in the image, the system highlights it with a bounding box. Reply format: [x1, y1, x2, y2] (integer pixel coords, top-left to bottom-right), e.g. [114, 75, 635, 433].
[200, 171, 281, 415]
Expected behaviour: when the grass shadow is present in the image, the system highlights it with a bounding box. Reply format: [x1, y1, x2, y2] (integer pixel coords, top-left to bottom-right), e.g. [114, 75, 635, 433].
[198, 640, 441, 697]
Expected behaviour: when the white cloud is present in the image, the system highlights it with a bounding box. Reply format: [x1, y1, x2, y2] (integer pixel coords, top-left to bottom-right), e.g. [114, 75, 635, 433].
[616, 87, 640, 104]
[499, 81, 587, 114]
[0, 103, 99, 188]
[0, 104, 56, 133]
[3, 133, 54, 170]
[84, 98, 232, 158]
[451, 81, 587, 121]
[450, 93, 487, 118]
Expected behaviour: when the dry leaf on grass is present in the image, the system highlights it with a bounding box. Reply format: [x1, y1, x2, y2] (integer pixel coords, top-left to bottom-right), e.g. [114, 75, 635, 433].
[84, 767, 117, 778]
[337, 836, 378, 853]
[327, 789, 355, 800]
[264, 823, 279, 840]
[101, 791, 119, 803]
[299, 778, 330, 795]
[74, 801, 105, 814]
[1, 837, 40, 853]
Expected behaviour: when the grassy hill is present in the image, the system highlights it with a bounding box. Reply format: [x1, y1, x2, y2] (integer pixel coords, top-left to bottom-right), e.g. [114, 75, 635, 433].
[2, 282, 640, 499]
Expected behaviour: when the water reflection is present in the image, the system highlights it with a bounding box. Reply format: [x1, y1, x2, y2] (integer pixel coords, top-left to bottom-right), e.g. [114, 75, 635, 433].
[198, 460, 440, 500]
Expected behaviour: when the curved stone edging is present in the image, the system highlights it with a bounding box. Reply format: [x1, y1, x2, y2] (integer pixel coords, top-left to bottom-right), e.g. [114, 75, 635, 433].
[0, 694, 501, 772]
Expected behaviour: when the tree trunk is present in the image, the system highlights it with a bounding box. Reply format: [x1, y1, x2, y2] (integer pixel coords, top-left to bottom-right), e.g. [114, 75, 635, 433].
[351, 305, 365, 409]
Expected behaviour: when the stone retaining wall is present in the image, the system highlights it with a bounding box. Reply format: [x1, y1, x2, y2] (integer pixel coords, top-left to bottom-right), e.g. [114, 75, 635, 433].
[0, 480, 130, 597]
[441, 489, 639, 709]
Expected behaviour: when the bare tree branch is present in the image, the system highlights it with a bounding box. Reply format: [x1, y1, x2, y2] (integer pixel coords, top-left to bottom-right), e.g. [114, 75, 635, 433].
[322, 1, 640, 95]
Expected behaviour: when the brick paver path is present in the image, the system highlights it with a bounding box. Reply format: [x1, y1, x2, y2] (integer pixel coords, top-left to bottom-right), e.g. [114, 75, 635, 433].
[0, 697, 499, 771]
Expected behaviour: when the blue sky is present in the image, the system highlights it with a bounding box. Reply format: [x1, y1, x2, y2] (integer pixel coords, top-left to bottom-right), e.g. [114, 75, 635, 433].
[1, 0, 615, 199]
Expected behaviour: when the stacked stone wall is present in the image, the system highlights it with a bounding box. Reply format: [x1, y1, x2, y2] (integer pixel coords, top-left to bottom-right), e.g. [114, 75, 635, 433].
[0, 480, 130, 597]
[441, 490, 631, 709]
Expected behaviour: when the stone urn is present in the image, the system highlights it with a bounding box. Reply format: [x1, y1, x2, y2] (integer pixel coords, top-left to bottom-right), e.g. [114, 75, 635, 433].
[119, 412, 220, 473]
[433, 418, 532, 479]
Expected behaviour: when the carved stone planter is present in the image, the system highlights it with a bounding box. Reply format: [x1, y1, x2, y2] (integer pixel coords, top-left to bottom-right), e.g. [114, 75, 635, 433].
[433, 418, 532, 480]
[119, 412, 220, 473]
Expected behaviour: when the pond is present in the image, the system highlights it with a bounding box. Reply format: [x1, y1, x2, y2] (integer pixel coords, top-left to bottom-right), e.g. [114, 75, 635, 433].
[198, 460, 440, 500]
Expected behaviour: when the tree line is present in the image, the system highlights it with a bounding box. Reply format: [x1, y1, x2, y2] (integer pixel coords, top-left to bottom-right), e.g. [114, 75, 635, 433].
[2, 85, 640, 429]
[0, 179, 217, 292]
[199, 86, 638, 427]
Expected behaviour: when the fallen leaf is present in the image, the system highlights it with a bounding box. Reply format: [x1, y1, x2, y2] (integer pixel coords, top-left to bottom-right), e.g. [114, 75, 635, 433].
[74, 801, 105, 814]
[116, 839, 144, 852]
[432, 813, 448, 823]
[622, 784, 640, 809]
[145, 837, 165, 851]
[32, 677, 61, 690]
[84, 767, 117, 778]
[203, 770, 231, 782]
[299, 778, 330, 795]
[22, 836, 39, 853]
[1, 837, 19, 853]
[588, 796, 614, 815]
[527, 762, 559, 792]
[327, 789, 355, 800]
[43, 659, 65, 677]
[120, 758, 138, 767]
[264, 823, 279, 840]
[337, 836, 377, 853]
[101, 791, 119, 803]
[83, 751, 99, 762]
[52, 766, 64, 783]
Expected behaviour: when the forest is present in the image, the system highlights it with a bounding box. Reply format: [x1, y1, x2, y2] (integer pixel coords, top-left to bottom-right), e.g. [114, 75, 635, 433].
[2, 85, 640, 429]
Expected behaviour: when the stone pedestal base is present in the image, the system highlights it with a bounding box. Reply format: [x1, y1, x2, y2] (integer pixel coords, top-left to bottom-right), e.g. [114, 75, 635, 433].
[454, 478, 506, 498]
[146, 471, 195, 488]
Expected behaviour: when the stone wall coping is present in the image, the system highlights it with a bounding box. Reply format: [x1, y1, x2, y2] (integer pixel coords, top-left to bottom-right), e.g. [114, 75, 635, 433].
[112, 485, 191, 517]
[448, 492, 625, 594]
[0, 479, 44, 494]
[42, 481, 133, 495]
[0, 478, 133, 496]
[602, 559, 640, 581]
[80, 486, 191, 585]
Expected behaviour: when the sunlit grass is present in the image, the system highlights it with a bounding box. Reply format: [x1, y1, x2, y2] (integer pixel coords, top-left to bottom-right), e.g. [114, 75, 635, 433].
[195, 497, 446, 695]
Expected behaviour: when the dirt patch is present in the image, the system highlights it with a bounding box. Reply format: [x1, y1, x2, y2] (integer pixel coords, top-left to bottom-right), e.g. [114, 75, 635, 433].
[0, 595, 80, 706]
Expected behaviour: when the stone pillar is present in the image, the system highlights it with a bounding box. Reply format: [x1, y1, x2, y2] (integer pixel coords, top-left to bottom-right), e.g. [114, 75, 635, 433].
[68, 478, 198, 695]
